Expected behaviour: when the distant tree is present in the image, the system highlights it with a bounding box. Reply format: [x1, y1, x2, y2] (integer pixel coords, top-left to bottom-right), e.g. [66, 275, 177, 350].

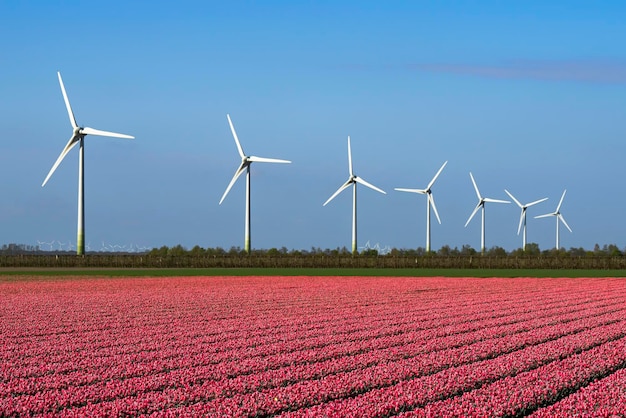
[267, 248, 280, 257]
[438, 245, 451, 256]
[361, 248, 378, 257]
[168, 244, 186, 257]
[339, 246, 351, 256]
[206, 247, 226, 256]
[606, 244, 623, 257]
[190, 245, 205, 257]
[149, 246, 169, 257]
[525, 243, 540, 256]
[486, 246, 507, 257]
[568, 247, 586, 257]
[460, 244, 477, 256]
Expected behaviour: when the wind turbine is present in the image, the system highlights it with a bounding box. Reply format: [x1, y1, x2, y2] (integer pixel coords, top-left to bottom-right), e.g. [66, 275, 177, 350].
[42, 72, 134, 256]
[323, 136, 386, 254]
[465, 172, 510, 254]
[219, 114, 291, 254]
[535, 190, 572, 250]
[395, 161, 447, 253]
[504, 189, 548, 251]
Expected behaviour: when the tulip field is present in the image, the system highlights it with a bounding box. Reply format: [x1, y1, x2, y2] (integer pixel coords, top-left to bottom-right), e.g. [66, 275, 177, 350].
[1, 275, 625, 416]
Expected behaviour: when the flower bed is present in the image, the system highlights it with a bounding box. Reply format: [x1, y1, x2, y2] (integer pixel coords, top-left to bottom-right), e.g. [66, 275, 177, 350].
[1, 276, 625, 416]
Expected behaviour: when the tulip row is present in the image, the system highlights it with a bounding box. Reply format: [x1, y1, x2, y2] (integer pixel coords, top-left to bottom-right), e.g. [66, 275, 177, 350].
[407, 336, 626, 417]
[530, 367, 626, 417]
[1, 276, 625, 417]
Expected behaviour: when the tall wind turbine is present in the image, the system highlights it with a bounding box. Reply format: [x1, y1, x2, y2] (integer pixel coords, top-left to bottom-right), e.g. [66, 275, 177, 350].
[42, 72, 134, 256]
[535, 190, 572, 250]
[395, 161, 447, 253]
[465, 172, 510, 254]
[219, 114, 291, 254]
[324, 136, 386, 254]
[504, 189, 548, 251]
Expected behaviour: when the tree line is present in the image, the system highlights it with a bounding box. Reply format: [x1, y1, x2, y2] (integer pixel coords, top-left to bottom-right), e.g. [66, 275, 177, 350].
[0, 242, 625, 269]
[142, 242, 625, 258]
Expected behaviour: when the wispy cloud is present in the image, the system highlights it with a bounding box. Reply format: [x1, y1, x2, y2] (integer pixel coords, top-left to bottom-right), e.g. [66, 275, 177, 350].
[411, 59, 626, 84]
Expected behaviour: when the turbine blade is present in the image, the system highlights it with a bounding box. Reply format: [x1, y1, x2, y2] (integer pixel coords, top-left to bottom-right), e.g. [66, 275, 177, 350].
[504, 189, 523, 208]
[355, 176, 386, 194]
[517, 211, 524, 235]
[323, 179, 352, 206]
[427, 160, 448, 190]
[57, 72, 77, 129]
[347, 136, 353, 176]
[556, 189, 567, 212]
[484, 198, 510, 204]
[469, 172, 482, 200]
[394, 187, 423, 194]
[219, 162, 247, 205]
[227, 114, 246, 158]
[430, 194, 442, 224]
[248, 156, 291, 164]
[526, 197, 548, 207]
[534, 213, 554, 219]
[42, 135, 79, 187]
[81, 127, 134, 139]
[559, 214, 573, 233]
[465, 202, 482, 227]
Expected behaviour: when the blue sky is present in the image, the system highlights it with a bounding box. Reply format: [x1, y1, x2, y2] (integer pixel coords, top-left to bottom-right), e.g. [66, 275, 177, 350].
[2, 1, 626, 252]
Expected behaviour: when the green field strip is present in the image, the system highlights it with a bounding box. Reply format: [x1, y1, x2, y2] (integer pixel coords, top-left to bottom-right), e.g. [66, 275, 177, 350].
[1, 267, 626, 279]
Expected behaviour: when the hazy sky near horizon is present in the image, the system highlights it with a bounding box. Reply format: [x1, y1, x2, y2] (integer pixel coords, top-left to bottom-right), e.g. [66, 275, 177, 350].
[2, 1, 626, 252]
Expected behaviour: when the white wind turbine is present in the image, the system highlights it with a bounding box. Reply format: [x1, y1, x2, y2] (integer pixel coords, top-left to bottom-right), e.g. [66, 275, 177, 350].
[219, 114, 291, 254]
[323, 136, 386, 254]
[465, 172, 510, 254]
[505, 189, 548, 251]
[535, 190, 572, 250]
[42, 72, 134, 256]
[395, 161, 447, 253]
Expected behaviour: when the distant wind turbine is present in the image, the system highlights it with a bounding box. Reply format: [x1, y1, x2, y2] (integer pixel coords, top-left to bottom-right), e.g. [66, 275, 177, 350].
[219, 114, 291, 254]
[535, 190, 572, 250]
[465, 172, 510, 254]
[42, 72, 134, 256]
[504, 189, 548, 251]
[395, 161, 447, 252]
[324, 136, 386, 254]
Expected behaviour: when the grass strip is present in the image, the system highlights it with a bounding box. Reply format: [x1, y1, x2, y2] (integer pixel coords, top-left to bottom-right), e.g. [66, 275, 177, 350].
[1, 268, 626, 278]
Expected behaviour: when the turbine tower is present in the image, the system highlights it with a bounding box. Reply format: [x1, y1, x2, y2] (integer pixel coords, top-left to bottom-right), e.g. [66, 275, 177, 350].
[42, 72, 134, 256]
[219, 114, 291, 254]
[324, 136, 386, 255]
[465, 172, 510, 254]
[504, 189, 548, 251]
[535, 190, 572, 250]
[395, 161, 447, 253]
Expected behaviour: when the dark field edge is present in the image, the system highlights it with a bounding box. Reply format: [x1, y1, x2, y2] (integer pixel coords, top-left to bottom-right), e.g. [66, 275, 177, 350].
[1, 267, 626, 279]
